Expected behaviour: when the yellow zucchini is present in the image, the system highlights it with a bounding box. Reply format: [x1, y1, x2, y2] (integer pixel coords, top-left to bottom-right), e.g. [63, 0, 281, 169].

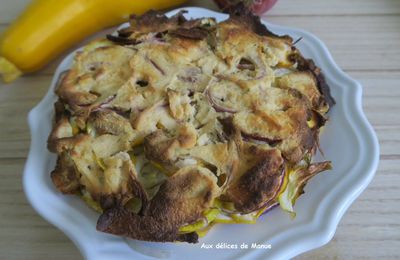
[0, 0, 186, 82]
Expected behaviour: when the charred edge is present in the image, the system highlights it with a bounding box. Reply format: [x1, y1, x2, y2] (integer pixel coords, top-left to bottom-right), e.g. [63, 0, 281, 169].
[50, 155, 80, 194]
[117, 27, 133, 38]
[106, 34, 138, 45]
[225, 3, 292, 41]
[130, 10, 169, 26]
[130, 10, 188, 27]
[54, 100, 71, 123]
[170, 27, 209, 40]
[311, 109, 327, 129]
[96, 207, 185, 243]
[177, 232, 199, 243]
[290, 52, 336, 107]
[234, 155, 284, 213]
[315, 69, 336, 107]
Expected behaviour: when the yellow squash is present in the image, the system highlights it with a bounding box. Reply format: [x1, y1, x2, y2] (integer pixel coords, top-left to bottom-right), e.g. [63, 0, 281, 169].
[0, 0, 186, 83]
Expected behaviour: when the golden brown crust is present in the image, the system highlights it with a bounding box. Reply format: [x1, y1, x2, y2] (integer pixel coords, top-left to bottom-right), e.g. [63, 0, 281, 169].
[87, 109, 135, 137]
[48, 8, 334, 243]
[276, 71, 323, 110]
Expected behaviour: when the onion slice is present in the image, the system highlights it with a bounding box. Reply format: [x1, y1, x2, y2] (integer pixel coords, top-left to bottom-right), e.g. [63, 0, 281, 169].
[241, 131, 282, 146]
[205, 88, 237, 114]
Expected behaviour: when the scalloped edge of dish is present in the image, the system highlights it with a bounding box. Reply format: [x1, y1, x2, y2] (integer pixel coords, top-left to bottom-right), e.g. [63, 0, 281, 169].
[23, 7, 379, 260]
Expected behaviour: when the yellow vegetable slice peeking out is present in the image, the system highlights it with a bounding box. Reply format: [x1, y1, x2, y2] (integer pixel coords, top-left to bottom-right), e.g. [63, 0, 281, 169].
[179, 208, 221, 233]
[178, 201, 280, 236]
[278, 162, 332, 217]
[0, 0, 187, 82]
[81, 189, 103, 213]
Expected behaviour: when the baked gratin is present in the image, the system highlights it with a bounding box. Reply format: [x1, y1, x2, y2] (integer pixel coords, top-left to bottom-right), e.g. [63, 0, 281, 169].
[48, 6, 335, 243]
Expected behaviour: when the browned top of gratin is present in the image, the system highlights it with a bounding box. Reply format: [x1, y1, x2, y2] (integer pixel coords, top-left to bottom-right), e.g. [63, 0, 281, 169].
[48, 5, 334, 243]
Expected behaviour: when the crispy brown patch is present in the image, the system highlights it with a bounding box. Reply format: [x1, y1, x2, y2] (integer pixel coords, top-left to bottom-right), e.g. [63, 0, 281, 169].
[106, 9, 217, 49]
[129, 10, 187, 33]
[110, 10, 215, 44]
[97, 207, 198, 243]
[97, 166, 219, 243]
[279, 106, 317, 162]
[48, 134, 88, 154]
[224, 148, 284, 213]
[289, 51, 335, 108]
[50, 152, 80, 194]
